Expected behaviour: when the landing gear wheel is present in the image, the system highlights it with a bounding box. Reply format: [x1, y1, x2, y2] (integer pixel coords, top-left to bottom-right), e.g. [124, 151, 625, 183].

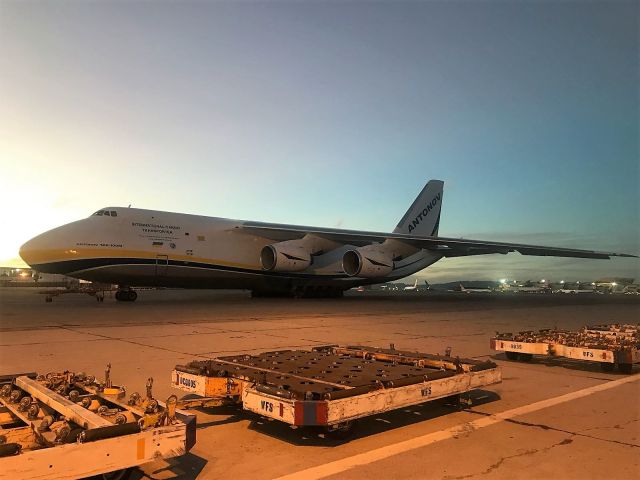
[505, 351, 519, 361]
[617, 363, 633, 374]
[115, 290, 137, 302]
[600, 362, 615, 372]
[325, 420, 357, 440]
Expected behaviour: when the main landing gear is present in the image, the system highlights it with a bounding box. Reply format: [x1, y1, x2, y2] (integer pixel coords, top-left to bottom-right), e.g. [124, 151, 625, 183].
[115, 288, 137, 302]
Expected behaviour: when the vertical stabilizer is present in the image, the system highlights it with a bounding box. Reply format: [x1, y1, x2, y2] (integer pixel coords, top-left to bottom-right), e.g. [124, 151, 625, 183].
[393, 180, 444, 237]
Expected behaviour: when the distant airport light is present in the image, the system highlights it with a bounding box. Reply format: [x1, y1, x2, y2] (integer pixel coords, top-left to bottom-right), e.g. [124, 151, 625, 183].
[541, 279, 546, 283]
[612, 282, 617, 287]
[560, 280, 565, 284]
[499, 279, 506, 284]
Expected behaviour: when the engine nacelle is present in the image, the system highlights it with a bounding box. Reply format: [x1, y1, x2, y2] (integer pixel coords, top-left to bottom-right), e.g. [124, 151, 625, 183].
[342, 245, 394, 278]
[261, 240, 311, 272]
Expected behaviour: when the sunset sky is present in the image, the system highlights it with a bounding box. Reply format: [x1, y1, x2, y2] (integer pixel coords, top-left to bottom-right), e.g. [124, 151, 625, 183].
[1, 1, 637, 282]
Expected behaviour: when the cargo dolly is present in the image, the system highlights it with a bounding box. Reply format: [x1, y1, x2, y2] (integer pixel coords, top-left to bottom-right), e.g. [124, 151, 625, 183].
[172, 345, 501, 436]
[38, 284, 114, 303]
[0, 365, 195, 480]
[491, 323, 640, 373]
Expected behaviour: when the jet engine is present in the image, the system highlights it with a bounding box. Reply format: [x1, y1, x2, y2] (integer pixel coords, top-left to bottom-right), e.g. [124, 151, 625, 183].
[342, 245, 394, 278]
[261, 240, 311, 272]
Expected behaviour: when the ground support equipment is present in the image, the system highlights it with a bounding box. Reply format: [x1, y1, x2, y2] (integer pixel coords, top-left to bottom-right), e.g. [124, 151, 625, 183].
[0, 367, 196, 480]
[39, 284, 114, 303]
[491, 323, 640, 373]
[172, 345, 501, 434]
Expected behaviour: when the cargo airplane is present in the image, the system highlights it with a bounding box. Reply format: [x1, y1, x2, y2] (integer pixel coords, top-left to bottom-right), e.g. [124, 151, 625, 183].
[19, 180, 636, 301]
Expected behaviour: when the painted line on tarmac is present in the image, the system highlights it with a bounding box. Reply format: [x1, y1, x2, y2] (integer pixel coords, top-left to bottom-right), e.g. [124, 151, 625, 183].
[275, 374, 640, 480]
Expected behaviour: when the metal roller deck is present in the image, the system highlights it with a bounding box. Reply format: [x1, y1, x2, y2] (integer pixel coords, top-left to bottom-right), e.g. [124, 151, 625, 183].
[172, 345, 501, 434]
[0, 367, 196, 480]
[491, 323, 640, 373]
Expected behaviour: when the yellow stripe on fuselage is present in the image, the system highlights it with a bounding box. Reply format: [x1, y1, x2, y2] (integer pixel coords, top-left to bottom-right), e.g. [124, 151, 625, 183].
[21, 248, 260, 271]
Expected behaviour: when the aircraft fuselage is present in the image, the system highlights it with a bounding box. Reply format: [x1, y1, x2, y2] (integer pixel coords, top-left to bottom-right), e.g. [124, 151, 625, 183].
[19, 207, 442, 295]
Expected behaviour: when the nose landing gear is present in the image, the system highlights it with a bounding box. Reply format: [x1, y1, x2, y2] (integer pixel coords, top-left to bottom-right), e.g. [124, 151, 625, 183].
[115, 288, 137, 302]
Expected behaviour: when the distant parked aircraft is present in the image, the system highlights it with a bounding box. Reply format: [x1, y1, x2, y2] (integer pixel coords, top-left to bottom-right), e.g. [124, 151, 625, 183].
[458, 284, 493, 294]
[506, 280, 550, 294]
[403, 279, 419, 291]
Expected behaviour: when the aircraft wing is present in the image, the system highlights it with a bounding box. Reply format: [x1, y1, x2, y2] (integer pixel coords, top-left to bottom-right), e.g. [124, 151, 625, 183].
[237, 222, 637, 260]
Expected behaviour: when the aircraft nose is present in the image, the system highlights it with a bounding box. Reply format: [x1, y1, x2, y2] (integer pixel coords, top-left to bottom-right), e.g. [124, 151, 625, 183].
[19, 224, 80, 273]
[19, 232, 51, 269]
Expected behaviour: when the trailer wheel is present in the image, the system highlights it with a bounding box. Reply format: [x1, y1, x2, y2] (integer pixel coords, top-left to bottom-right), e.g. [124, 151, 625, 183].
[325, 420, 357, 440]
[505, 351, 519, 360]
[617, 363, 633, 374]
[100, 468, 132, 480]
[599, 362, 615, 372]
[517, 353, 533, 362]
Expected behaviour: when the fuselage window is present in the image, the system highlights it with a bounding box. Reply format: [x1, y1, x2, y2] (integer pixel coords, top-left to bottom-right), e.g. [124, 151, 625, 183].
[110, 211, 117, 217]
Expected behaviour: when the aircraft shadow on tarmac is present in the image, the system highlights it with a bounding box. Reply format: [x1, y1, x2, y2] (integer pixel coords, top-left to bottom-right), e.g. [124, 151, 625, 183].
[491, 353, 639, 377]
[244, 389, 501, 447]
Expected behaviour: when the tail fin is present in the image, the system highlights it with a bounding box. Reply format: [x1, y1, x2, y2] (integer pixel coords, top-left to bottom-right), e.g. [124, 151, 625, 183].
[393, 180, 444, 237]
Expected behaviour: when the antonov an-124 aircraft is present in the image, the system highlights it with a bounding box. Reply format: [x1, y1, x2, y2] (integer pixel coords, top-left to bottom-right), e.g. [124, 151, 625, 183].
[19, 180, 636, 301]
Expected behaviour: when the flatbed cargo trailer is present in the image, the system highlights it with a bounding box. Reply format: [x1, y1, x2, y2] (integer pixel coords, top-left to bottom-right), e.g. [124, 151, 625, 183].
[0, 367, 195, 480]
[172, 345, 501, 435]
[38, 284, 114, 302]
[491, 323, 640, 373]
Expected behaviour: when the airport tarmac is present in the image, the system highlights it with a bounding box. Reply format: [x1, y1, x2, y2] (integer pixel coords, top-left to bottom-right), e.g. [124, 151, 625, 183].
[1, 288, 638, 479]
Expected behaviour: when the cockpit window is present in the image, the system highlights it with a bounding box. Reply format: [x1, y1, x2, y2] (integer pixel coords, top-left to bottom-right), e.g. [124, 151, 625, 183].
[93, 209, 118, 216]
[92, 209, 117, 217]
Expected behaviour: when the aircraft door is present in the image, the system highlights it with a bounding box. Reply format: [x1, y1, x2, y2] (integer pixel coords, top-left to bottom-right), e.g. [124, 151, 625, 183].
[155, 255, 169, 276]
